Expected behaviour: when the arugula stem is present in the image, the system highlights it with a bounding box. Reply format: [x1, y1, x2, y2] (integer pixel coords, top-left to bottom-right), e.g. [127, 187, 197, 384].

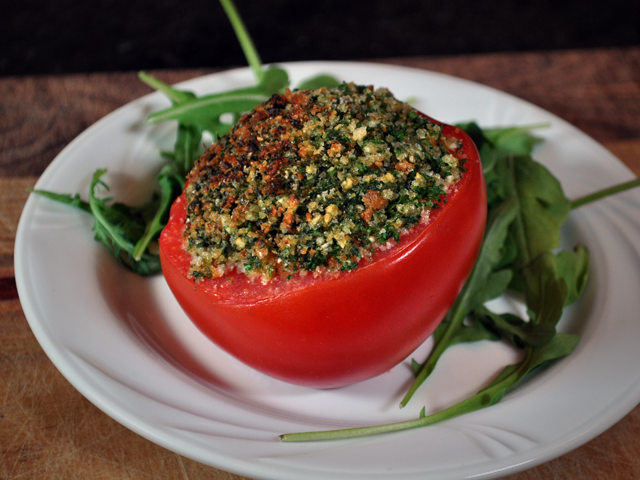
[399, 309, 464, 408]
[506, 156, 534, 269]
[138, 71, 186, 104]
[281, 331, 578, 442]
[146, 92, 269, 124]
[27, 189, 91, 214]
[400, 198, 519, 408]
[89, 177, 136, 254]
[219, 0, 264, 82]
[570, 177, 640, 210]
[281, 354, 530, 442]
[133, 185, 171, 261]
[281, 394, 485, 441]
[279, 416, 439, 442]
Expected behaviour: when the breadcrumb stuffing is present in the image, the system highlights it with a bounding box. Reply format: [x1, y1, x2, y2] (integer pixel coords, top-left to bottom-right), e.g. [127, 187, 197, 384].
[184, 83, 465, 281]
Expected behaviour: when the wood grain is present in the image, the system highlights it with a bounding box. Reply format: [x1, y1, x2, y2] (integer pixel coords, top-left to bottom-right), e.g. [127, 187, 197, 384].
[385, 47, 640, 143]
[1, 47, 639, 480]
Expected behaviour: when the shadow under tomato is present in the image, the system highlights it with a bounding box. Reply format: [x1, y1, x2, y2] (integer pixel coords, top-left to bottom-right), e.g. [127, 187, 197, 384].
[96, 249, 237, 392]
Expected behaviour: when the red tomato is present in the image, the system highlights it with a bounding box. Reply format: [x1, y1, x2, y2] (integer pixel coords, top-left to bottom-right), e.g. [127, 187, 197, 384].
[160, 121, 486, 388]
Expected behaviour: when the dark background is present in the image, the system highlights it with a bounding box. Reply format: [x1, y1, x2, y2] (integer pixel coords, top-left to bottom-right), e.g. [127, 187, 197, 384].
[2, 0, 640, 76]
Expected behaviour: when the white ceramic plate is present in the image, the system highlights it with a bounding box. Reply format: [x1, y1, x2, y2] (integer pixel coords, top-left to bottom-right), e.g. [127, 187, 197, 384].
[15, 62, 640, 480]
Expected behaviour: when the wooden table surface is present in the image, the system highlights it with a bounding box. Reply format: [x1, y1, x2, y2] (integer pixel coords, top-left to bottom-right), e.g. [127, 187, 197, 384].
[2, 47, 640, 479]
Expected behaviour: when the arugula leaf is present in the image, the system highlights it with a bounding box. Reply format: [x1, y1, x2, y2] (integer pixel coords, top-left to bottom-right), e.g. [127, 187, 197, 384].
[482, 124, 548, 156]
[172, 122, 205, 178]
[472, 306, 556, 348]
[138, 71, 204, 177]
[145, 67, 290, 132]
[456, 121, 548, 176]
[553, 245, 590, 306]
[132, 165, 184, 261]
[519, 253, 568, 331]
[400, 196, 518, 407]
[296, 74, 342, 90]
[502, 155, 571, 269]
[27, 189, 91, 214]
[402, 144, 575, 408]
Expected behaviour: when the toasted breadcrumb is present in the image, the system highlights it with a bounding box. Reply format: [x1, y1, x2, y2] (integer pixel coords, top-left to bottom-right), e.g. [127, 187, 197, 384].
[184, 83, 464, 281]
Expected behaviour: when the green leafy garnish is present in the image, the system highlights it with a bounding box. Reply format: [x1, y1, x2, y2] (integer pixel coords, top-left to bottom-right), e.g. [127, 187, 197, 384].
[296, 74, 342, 90]
[31, 169, 162, 275]
[401, 197, 518, 405]
[280, 333, 578, 442]
[143, 66, 289, 136]
[280, 122, 639, 442]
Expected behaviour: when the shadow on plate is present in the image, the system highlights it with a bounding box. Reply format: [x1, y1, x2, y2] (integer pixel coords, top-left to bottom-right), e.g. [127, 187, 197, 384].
[96, 250, 237, 393]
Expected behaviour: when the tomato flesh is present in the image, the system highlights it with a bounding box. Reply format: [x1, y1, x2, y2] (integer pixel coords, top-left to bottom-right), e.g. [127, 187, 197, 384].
[159, 122, 486, 388]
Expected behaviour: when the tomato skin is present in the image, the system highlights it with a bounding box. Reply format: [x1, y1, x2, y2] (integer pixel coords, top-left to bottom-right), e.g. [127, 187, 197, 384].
[160, 122, 486, 388]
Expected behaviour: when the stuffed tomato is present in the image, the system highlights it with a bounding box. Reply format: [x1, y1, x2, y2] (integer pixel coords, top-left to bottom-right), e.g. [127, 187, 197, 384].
[159, 83, 486, 388]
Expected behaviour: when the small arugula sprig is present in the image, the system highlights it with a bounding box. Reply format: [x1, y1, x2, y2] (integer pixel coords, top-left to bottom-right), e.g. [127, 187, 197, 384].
[400, 123, 590, 408]
[31, 169, 163, 275]
[28, 0, 337, 275]
[280, 123, 640, 442]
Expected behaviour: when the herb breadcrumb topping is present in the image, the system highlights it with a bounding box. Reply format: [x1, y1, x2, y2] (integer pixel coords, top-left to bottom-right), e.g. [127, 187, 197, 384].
[184, 82, 465, 281]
